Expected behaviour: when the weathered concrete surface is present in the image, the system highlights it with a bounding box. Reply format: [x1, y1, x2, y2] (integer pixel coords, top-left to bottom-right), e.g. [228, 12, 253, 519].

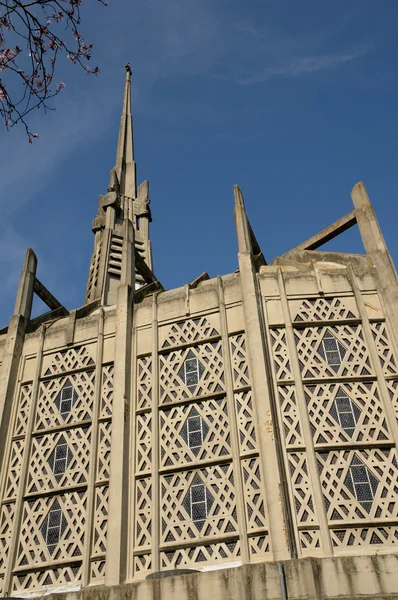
[43, 555, 398, 600]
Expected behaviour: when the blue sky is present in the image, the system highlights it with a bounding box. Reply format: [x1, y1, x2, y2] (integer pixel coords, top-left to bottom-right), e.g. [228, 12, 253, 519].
[1, 0, 398, 324]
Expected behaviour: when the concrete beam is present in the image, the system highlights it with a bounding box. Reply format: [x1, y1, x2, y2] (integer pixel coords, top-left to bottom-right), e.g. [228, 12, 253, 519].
[189, 272, 210, 289]
[135, 248, 158, 284]
[33, 277, 64, 310]
[283, 210, 357, 255]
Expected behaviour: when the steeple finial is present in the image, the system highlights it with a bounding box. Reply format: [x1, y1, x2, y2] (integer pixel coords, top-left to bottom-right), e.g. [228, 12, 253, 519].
[115, 63, 136, 198]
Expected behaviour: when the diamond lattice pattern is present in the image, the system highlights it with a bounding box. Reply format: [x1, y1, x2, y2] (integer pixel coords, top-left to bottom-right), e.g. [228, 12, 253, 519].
[305, 382, 390, 445]
[317, 449, 398, 522]
[17, 491, 86, 566]
[160, 397, 230, 468]
[295, 325, 372, 379]
[161, 464, 237, 544]
[293, 297, 357, 322]
[161, 317, 219, 348]
[160, 341, 224, 403]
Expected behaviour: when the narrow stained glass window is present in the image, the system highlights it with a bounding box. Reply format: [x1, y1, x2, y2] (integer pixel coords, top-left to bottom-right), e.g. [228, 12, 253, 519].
[184, 358, 199, 389]
[54, 380, 77, 420]
[183, 475, 214, 531]
[60, 384, 73, 416]
[190, 483, 207, 522]
[187, 415, 203, 450]
[318, 330, 347, 372]
[345, 455, 379, 513]
[331, 388, 361, 438]
[54, 442, 68, 475]
[47, 435, 73, 481]
[40, 500, 67, 555]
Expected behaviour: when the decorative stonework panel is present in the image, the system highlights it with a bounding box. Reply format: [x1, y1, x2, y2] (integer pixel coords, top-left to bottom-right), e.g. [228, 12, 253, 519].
[35, 370, 95, 431]
[12, 564, 82, 594]
[91, 485, 109, 557]
[305, 382, 390, 445]
[331, 526, 398, 548]
[133, 554, 152, 578]
[235, 390, 257, 454]
[135, 477, 152, 550]
[133, 553, 151, 577]
[160, 464, 238, 544]
[27, 427, 91, 494]
[97, 421, 112, 481]
[160, 316, 220, 349]
[136, 413, 152, 474]
[229, 334, 251, 389]
[14, 384, 32, 436]
[299, 529, 321, 553]
[317, 449, 398, 523]
[278, 386, 304, 448]
[0, 503, 15, 575]
[159, 398, 230, 468]
[137, 356, 152, 410]
[248, 534, 270, 556]
[90, 559, 106, 584]
[291, 297, 357, 323]
[4, 439, 25, 499]
[17, 490, 86, 567]
[241, 457, 268, 532]
[370, 322, 398, 377]
[100, 364, 114, 419]
[288, 453, 317, 525]
[42, 345, 95, 377]
[387, 379, 398, 421]
[294, 325, 372, 379]
[160, 539, 240, 570]
[160, 341, 224, 404]
[270, 329, 292, 381]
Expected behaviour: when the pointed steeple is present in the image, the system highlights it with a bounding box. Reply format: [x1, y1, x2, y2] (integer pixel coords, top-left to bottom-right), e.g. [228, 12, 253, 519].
[84, 65, 156, 305]
[115, 64, 136, 198]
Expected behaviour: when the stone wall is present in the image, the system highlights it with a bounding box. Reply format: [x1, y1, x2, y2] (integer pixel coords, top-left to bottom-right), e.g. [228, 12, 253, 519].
[44, 555, 398, 600]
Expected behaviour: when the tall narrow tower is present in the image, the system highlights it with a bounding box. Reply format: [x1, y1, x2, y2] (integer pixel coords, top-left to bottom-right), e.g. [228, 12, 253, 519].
[85, 65, 153, 305]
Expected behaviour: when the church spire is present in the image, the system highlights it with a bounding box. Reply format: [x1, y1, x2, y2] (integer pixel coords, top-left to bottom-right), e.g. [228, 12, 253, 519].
[85, 65, 155, 306]
[115, 64, 136, 198]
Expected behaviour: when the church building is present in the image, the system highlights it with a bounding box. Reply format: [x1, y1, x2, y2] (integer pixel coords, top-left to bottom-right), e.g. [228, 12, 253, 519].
[1, 65, 398, 597]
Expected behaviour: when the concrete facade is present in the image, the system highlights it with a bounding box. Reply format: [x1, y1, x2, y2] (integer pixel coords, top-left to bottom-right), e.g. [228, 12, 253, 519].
[1, 66, 398, 597]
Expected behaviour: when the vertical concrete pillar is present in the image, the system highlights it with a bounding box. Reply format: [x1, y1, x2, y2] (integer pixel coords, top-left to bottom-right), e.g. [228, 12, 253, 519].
[150, 293, 160, 572]
[234, 186, 292, 560]
[105, 217, 135, 585]
[82, 308, 105, 586]
[0, 248, 37, 469]
[352, 182, 398, 349]
[347, 266, 398, 449]
[217, 276, 250, 563]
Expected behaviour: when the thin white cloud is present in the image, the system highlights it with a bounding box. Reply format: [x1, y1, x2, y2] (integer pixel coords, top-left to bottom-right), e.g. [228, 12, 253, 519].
[233, 47, 369, 85]
[118, 0, 370, 86]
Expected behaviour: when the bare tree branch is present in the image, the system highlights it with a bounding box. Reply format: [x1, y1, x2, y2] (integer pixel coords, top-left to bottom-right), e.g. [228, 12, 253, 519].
[0, 0, 106, 141]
